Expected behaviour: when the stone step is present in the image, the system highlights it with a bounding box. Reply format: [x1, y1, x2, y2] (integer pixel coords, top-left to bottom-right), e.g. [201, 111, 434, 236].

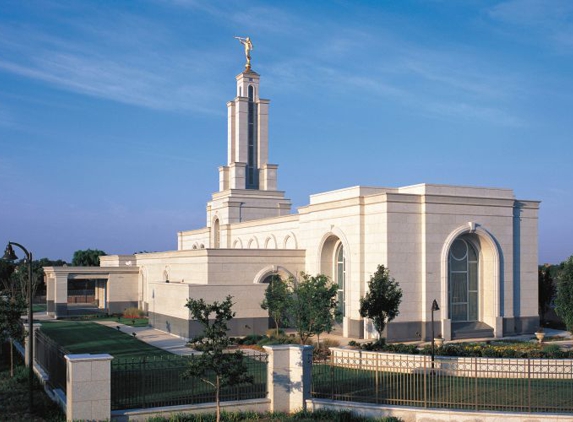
[451, 321, 494, 340]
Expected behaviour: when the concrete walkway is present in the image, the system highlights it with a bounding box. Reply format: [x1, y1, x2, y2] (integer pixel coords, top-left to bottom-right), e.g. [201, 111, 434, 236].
[96, 320, 197, 355]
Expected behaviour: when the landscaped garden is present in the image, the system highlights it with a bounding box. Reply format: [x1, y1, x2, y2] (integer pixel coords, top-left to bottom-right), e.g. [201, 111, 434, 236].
[39, 320, 168, 358]
[347, 337, 573, 358]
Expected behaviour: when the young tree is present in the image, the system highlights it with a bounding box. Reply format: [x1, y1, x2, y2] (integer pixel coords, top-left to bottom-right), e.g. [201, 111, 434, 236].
[0, 293, 25, 376]
[184, 296, 253, 422]
[260, 275, 290, 336]
[359, 265, 403, 341]
[287, 273, 339, 345]
[71, 249, 106, 266]
[555, 255, 573, 333]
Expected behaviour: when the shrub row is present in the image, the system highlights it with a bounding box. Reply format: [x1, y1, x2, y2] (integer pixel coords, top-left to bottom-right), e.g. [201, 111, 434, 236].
[350, 340, 573, 359]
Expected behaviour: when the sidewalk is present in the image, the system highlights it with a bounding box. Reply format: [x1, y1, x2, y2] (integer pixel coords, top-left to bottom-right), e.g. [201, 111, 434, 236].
[96, 320, 197, 356]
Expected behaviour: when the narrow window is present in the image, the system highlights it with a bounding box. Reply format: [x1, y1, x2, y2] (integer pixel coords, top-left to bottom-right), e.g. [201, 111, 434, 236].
[336, 243, 346, 318]
[449, 238, 478, 321]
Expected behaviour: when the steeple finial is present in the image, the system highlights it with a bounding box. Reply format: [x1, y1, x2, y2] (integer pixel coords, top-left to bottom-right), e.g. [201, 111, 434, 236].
[234, 36, 254, 71]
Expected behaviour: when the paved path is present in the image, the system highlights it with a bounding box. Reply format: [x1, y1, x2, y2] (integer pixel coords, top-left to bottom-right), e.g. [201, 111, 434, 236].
[96, 320, 197, 355]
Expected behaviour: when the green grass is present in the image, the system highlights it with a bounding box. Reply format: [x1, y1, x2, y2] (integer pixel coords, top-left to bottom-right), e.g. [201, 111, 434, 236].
[111, 353, 268, 410]
[39, 321, 169, 358]
[56, 313, 149, 327]
[312, 364, 573, 413]
[32, 304, 47, 313]
[0, 343, 65, 422]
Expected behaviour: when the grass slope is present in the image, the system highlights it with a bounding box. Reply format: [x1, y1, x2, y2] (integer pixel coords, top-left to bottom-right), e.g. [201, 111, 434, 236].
[39, 321, 170, 358]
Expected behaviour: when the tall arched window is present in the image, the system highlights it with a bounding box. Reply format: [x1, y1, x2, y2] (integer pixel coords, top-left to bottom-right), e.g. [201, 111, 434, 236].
[246, 85, 258, 189]
[213, 219, 220, 248]
[449, 237, 478, 321]
[335, 243, 346, 318]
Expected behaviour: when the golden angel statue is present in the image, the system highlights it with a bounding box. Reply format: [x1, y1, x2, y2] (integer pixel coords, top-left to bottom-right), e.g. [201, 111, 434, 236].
[234, 36, 253, 70]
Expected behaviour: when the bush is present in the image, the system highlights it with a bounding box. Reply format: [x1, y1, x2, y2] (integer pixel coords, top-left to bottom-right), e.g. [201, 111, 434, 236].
[237, 334, 265, 345]
[123, 307, 145, 319]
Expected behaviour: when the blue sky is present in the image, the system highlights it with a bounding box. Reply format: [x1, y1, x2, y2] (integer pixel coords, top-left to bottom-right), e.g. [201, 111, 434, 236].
[1, 0, 572, 264]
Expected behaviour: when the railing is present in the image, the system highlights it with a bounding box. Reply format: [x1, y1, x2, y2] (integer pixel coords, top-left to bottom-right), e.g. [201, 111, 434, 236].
[312, 351, 573, 414]
[35, 330, 68, 393]
[111, 352, 268, 410]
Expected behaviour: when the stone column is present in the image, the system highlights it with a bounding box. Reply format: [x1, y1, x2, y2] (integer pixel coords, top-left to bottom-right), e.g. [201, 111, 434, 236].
[65, 354, 113, 422]
[54, 274, 68, 318]
[263, 344, 313, 413]
[24, 323, 42, 367]
[46, 274, 55, 316]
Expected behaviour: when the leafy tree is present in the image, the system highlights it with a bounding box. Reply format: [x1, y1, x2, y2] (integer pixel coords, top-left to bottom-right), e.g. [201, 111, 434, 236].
[538, 264, 556, 325]
[555, 255, 573, 333]
[184, 296, 253, 422]
[0, 260, 16, 295]
[287, 273, 339, 345]
[71, 249, 106, 266]
[359, 265, 403, 341]
[260, 275, 291, 336]
[0, 292, 25, 377]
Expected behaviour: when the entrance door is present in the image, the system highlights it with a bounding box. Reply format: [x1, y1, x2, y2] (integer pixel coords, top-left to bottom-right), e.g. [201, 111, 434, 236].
[449, 238, 478, 321]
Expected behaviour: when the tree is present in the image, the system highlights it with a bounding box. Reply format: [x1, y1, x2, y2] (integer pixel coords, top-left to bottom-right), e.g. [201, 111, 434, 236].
[287, 273, 339, 345]
[359, 265, 403, 341]
[555, 255, 573, 333]
[71, 249, 106, 266]
[0, 292, 25, 377]
[260, 275, 290, 336]
[538, 264, 556, 325]
[184, 296, 253, 422]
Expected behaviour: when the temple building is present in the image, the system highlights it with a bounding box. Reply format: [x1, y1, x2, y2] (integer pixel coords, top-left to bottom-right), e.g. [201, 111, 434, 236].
[44, 63, 540, 342]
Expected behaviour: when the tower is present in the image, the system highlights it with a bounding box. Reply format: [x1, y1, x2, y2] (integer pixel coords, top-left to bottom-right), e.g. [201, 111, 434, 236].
[206, 68, 291, 246]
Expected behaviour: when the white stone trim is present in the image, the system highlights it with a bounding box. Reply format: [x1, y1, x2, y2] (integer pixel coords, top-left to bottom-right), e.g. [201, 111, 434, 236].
[440, 223, 501, 339]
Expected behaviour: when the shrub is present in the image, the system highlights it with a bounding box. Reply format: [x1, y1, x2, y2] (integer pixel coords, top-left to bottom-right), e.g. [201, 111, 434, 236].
[123, 307, 145, 319]
[237, 334, 265, 345]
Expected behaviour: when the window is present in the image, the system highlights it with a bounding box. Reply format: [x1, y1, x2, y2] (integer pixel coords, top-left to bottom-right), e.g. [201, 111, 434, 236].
[246, 85, 258, 189]
[335, 243, 345, 318]
[213, 219, 220, 248]
[449, 238, 478, 321]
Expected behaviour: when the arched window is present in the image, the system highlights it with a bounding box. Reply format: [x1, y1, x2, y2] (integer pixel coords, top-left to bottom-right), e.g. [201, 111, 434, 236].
[335, 243, 346, 318]
[449, 238, 478, 321]
[213, 219, 220, 248]
[246, 85, 258, 189]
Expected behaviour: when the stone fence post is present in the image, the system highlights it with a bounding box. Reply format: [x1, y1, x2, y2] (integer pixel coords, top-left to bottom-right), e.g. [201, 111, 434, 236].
[263, 344, 313, 413]
[65, 354, 113, 422]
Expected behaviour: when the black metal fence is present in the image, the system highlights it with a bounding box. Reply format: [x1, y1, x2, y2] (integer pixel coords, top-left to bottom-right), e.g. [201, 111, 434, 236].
[35, 330, 68, 393]
[111, 352, 268, 410]
[312, 353, 573, 414]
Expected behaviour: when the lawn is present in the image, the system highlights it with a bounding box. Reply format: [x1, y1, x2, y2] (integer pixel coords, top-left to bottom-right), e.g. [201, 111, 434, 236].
[312, 363, 573, 414]
[39, 321, 170, 358]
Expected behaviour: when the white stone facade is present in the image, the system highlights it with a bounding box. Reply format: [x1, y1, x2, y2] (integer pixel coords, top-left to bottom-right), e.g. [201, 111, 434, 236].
[44, 67, 540, 342]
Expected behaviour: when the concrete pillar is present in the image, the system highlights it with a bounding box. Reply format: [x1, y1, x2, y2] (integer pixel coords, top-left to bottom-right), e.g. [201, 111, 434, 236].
[263, 344, 313, 413]
[65, 354, 113, 422]
[54, 274, 68, 317]
[46, 275, 55, 316]
[24, 323, 41, 367]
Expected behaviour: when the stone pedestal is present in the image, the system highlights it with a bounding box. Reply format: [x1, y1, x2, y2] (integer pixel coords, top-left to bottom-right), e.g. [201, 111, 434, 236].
[65, 354, 113, 422]
[263, 344, 312, 413]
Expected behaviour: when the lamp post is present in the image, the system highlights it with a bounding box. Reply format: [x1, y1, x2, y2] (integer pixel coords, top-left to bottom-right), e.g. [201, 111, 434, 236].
[431, 299, 440, 369]
[3, 241, 34, 411]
